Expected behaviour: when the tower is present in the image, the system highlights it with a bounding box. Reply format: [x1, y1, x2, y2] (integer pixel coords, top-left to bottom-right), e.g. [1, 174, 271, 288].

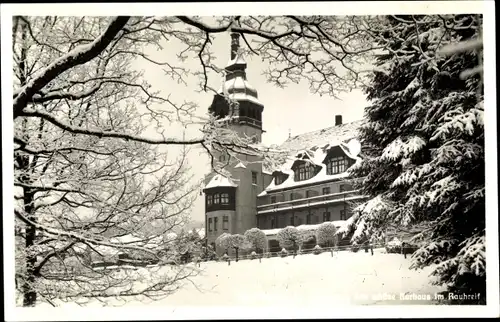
[203, 33, 269, 253]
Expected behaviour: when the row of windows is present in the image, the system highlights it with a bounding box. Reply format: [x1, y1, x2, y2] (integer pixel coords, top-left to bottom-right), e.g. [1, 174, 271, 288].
[287, 156, 350, 184]
[207, 193, 230, 205]
[269, 184, 350, 204]
[326, 156, 348, 175]
[208, 215, 229, 232]
[294, 163, 315, 181]
[268, 210, 347, 229]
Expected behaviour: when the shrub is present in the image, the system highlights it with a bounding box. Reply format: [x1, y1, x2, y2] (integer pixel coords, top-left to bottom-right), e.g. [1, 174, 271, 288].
[215, 233, 232, 254]
[386, 237, 404, 253]
[280, 248, 288, 258]
[221, 253, 229, 262]
[244, 228, 268, 253]
[316, 222, 338, 248]
[277, 226, 303, 252]
[250, 251, 258, 260]
[313, 244, 323, 255]
[351, 242, 360, 253]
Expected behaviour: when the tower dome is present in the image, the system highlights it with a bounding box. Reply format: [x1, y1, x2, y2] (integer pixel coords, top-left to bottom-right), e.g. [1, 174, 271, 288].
[217, 33, 263, 107]
[209, 32, 264, 130]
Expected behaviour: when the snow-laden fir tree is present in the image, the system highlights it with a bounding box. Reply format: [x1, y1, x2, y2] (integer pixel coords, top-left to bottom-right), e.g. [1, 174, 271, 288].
[348, 14, 485, 304]
[244, 228, 268, 254]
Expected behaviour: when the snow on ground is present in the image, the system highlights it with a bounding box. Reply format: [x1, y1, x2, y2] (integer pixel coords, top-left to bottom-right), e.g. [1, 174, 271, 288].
[35, 248, 444, 308]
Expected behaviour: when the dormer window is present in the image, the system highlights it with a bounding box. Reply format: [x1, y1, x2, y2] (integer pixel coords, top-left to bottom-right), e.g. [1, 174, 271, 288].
[326, 156, 348, 175]
[294, 163, 314, 181]
[274, 172, 289, 185]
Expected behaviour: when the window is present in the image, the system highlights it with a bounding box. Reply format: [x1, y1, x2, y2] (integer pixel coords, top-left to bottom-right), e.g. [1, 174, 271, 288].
[214, 217, 218, 231]
[208, 218, 213, 232]
[323, 212, 331, 222]
[306, 214, 312, 225]
[339, 184, 345, 192]
[270, 196, 276, 204]
[207, 194, 213, 205]
[290, 193, 294, 201]
[221, 193, 229, 205]
[326, 156, 348, 175]
[275, 174, 285, 185]
[223, 215, 229, 230]
[340, 210, 346, 220]
[213, 193, 220, 204]
[252, 171, 258, 184]
[294, 163, 314, 181]
[219, 154, 226, 162]
[271, 217, 276, 229]
[322, 187, 331, 195]
[290, 215, 295, 226]
[306, 190, 311, 198]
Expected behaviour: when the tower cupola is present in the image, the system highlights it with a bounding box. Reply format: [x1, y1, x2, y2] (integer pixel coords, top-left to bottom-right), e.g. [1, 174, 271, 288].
[209, 32, 264, 130]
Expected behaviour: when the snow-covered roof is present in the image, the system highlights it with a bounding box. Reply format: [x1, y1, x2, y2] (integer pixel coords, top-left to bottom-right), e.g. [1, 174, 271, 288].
[261, 120, 364, 193]
[280, 120, 364, 153]
[221, 92, 263, 106]
[218, 76, 257, 94]
[234, 162, 247, 169]
[226, 55, 247, 67]
[204, 174, 238, 190]
[262, 221, 347, 236]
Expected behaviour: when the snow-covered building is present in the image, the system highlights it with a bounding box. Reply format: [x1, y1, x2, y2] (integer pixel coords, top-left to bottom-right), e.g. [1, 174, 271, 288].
[203, 33, 367, 252]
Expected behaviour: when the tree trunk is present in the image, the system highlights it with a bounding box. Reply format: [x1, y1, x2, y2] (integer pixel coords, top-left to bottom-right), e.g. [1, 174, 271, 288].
[235, 248, 239, 262]
[22, 190, 37, 307]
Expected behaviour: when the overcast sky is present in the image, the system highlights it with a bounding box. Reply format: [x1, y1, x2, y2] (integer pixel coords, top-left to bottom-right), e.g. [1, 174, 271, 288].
[134, 28, 368, 224]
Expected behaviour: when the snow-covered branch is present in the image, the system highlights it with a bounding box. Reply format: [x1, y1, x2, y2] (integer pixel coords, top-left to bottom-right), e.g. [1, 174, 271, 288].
[13, 16, 130, 116]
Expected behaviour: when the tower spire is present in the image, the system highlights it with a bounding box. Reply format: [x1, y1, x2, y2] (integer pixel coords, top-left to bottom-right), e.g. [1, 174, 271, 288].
[230, 33, 240, 60]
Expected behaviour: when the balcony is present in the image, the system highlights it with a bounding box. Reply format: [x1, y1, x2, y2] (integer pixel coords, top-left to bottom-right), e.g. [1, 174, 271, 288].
[256, 190, 366, 215]
[215, 116, 262, 128]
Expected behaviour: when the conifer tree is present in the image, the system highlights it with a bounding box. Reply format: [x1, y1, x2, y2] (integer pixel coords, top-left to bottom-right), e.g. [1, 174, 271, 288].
[348, 15, 485, 304]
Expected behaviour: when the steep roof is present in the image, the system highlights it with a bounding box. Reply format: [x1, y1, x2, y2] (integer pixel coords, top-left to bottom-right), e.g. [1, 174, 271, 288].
[262, 119, 364, 174]
[280, 119, 364, 153]
[260, 119, 365, 193]
[204, 174, 238, 190]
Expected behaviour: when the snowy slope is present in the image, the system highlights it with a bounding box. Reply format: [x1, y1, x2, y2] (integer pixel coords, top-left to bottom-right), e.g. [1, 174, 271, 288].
[35, 249, 444, 308]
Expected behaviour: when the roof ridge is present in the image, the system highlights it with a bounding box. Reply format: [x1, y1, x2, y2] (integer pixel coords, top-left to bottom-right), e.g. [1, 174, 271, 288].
[283, 118, 364, 144]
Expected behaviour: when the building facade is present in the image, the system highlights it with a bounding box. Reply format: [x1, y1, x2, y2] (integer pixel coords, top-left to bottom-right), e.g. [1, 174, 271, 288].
[203, 33, 272, 250]
[204, 33, 366, 253]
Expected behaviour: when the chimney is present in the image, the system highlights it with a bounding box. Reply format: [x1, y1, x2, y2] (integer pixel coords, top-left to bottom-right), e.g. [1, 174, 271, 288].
[335, 115, 343, 126]
[230, 33, 240, 60]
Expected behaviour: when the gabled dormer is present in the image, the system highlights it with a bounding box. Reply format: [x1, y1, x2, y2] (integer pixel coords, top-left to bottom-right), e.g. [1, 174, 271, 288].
[322, 146, 356, 175]
[272, 171, 289, 185]
[291, 159, 321, 182]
